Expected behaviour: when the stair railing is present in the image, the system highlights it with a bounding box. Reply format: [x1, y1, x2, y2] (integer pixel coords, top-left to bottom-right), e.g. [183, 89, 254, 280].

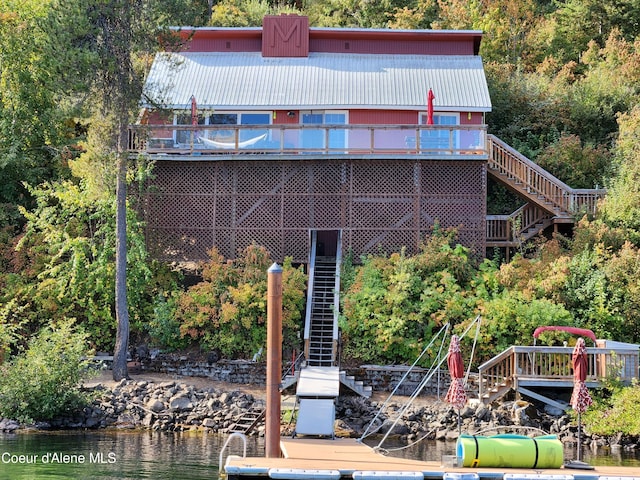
[487, 203, 554, 244]
[488, 135, 605, 216]
[477, 346, 516, 403]
[303, 231, 317, 359]
[331, 231, 342, 365]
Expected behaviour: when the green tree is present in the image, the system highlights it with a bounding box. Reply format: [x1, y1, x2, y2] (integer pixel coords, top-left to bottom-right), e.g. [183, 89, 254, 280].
[535, 134, 611, 189]
[12, 180, 176, 351]
[0, 319, 94, 423]
[340, 233, 479, 365]
[548, 0, 640, 65]
[599, 106, 640, 235]
[0, 1, 75, 228]
[472, 292, 573, 360]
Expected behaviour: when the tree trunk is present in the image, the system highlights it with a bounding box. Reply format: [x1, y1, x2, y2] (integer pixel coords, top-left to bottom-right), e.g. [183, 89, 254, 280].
[112, 118, 129, 381]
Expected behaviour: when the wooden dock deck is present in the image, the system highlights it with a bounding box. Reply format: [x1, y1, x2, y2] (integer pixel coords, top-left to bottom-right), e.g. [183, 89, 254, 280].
[224, 437, 640, 480]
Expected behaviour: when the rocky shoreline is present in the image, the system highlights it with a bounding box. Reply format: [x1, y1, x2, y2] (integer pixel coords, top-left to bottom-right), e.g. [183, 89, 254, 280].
[1, 377, 638, 454]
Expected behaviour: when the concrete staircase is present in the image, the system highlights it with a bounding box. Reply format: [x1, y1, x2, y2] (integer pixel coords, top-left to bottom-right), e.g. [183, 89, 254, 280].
[340, 371, 372, 397]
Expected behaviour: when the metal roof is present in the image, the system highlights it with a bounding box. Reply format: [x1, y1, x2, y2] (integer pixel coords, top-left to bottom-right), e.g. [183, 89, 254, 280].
[142, 52, 492, 112]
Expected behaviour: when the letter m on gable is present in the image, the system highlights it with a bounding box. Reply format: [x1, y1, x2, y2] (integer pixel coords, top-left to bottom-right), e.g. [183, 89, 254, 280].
[262, 15, 309, 57]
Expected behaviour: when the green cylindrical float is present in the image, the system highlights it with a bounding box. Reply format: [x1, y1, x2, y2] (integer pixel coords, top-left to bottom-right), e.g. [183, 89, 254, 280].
[456, 434, 564, 468]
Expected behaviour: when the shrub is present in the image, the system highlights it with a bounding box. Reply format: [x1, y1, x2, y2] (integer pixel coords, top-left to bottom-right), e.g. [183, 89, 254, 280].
[0, 319, 95, 423]
[340, 233, 479, 365]
[175, 244, 306, 359]
[583, 380, 640, 436]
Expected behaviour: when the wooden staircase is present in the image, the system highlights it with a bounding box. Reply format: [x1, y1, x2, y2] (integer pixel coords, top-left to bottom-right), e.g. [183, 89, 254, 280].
[486, 135, 606, 248]
[477, 344, 639, 409]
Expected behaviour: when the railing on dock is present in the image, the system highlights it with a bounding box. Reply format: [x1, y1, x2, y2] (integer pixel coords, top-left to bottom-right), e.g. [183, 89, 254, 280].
[478, 345, 639, 405]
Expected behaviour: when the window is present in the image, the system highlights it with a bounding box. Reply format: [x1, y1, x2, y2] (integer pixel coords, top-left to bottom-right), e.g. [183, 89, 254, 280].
[300, 111, 347, 151]
[174, 111, 271, 147]
[419, 113, 459, 152]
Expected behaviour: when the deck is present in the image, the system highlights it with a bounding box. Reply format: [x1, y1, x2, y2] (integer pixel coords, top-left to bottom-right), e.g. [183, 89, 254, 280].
[478, 344, 639, 407]
[223, 437, 640, 479]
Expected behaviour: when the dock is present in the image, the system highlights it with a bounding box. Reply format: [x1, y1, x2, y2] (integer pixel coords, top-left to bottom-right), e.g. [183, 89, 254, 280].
[223, 437, 640, 480]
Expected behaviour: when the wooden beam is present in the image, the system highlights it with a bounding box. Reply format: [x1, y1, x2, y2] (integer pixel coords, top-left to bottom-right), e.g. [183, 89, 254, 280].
[517, 387, 569, 412]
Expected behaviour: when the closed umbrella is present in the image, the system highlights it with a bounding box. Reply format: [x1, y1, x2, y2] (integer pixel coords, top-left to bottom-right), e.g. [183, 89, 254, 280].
[570, 337, 593, 464]
[445, 335, 467, 434]
[190, 95, 198, 148]
[191, 95, 198, 126]
[427, 88, 435, 125]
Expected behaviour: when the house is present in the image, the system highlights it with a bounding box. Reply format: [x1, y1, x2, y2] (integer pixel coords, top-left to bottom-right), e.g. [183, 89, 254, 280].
[132, 15, 603, 265]
[130, 15, 606, 436]
[132, 15, 497, 264]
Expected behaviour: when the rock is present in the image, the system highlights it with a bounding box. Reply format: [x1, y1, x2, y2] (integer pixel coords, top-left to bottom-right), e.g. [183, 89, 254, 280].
[202, 418, 216, 428]
[0, 419, 20, 432]
[142, 413, 155, 427]
[169, 394, 193, 411]
[147, 399, 165, 413]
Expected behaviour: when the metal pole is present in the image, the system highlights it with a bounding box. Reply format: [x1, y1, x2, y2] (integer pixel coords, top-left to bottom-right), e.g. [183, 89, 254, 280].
[577, 411, 582, 462]
[266, 263, 283, 458]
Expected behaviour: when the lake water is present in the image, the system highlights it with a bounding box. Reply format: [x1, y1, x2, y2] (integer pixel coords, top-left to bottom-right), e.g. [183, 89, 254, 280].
[1, 431, 639, 479]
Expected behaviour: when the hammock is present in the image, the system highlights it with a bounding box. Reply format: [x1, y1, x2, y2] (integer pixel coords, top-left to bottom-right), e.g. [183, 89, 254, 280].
[198, 133, 268, 149]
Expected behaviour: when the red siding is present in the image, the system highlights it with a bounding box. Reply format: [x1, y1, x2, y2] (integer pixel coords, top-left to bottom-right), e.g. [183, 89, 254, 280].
[309, 38, 474, 55]
[350, 110, 418, 125]
[177, 17, 482, 56]
[460, 112, 484, 125]
[186, 37, 261, 52]
[273, 111, 299, 124]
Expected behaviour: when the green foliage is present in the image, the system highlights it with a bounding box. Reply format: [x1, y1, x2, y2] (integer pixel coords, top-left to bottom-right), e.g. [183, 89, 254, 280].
[340, 232, 479, 365]
[583, 380, 640, 436]
[175, 244, 306, 358]
[6, 180, 178, 351]
[560, 246, 628, 340]
[536, 134, 611, 189]
[473, 292, 573, 360]
[0, 319, 95, 423]
[600, 105, 640, 236]
[0, 1, 74, 228]
[147, 292, 187, 351]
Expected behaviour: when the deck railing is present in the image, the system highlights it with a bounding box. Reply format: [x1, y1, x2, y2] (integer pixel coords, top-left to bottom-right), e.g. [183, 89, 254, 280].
[488, 135, 606, 216]
[486, 203, 553, 244]
[478, 345, 639, 403]
[128, 124, 488, 157]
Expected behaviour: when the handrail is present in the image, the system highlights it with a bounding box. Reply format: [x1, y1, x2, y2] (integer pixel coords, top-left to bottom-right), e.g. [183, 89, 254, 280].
[487, 135, 606, 216]
[333, 230, 342, 342]
[218, 432, 247, 476]
[128, 123, 488, 157]
[487, 203, 553, 243]
[303, 231, 317, 351]
[478, 345, 640, 403]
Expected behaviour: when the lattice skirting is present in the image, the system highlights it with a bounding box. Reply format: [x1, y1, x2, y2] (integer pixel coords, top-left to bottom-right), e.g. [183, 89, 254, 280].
[138, 159, 487, 263]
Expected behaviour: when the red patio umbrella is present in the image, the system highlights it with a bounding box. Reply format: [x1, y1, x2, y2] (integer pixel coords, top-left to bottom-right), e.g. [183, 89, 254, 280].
[190, 95, 198, 126]
[190, 95, 198, 147]
[445, 335, 467, 434]
[426, 88, 435, 125]
[570, 337, 593, 464]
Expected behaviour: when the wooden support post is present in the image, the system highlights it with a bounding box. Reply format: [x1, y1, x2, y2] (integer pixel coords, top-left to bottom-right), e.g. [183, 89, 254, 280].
[266, 263, 283, 458]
